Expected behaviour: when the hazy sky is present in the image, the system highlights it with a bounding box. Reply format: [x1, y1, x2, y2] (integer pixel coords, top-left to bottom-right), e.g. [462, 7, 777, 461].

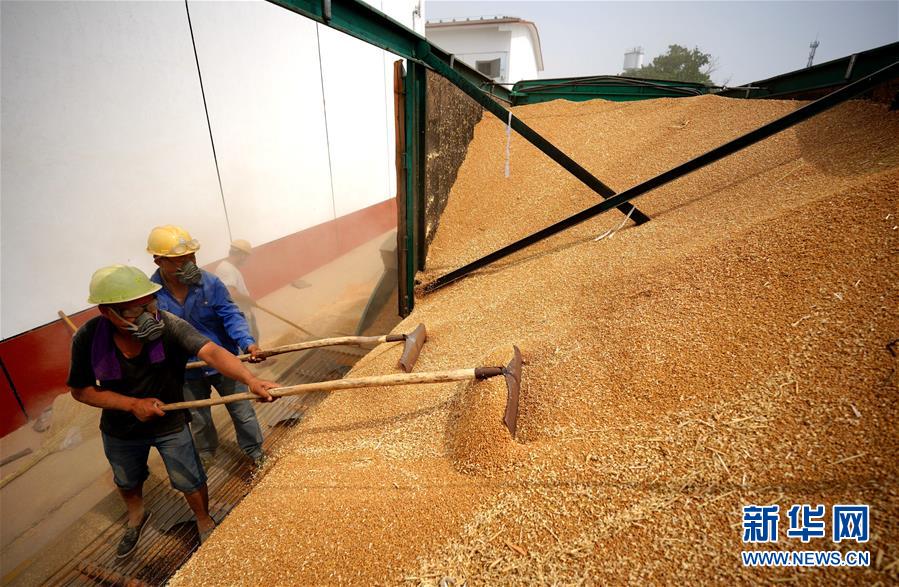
[427, 1, 898, 85]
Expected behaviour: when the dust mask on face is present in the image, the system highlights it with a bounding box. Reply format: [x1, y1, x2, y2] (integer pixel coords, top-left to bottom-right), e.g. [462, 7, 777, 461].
[112, 309, 165, 342]
[175, 260, 202, 286]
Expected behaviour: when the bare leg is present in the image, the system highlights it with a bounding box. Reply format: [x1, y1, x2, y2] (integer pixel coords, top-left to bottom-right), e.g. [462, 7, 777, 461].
[183, 483, 215, 532]
[118, 484, 145, 527]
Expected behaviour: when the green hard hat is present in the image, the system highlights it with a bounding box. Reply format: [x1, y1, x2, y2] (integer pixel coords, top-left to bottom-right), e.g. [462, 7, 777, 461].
[87, 265, 162, 305]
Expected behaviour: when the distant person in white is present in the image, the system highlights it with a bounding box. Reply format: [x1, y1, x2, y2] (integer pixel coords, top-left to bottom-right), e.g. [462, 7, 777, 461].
[215, 239, 259, 343]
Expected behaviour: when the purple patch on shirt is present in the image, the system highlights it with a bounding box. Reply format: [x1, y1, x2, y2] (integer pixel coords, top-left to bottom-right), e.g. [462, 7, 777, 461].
[91, 317, 165, 381]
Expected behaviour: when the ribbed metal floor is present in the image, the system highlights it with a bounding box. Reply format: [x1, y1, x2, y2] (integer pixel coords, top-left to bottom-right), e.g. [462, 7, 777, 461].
[43, 345, 368, 587]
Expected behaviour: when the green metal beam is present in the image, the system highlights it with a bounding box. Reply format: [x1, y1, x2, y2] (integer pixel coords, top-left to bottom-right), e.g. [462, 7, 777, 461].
[395, 60, 426, 316]
[407, 62, 426, 272]
[266, 0, 510, 102]
[394, 61, 411, 316]
[402, 64, 415, 314]
[719, 41, 899, 99]
[511, 75, 711, 105]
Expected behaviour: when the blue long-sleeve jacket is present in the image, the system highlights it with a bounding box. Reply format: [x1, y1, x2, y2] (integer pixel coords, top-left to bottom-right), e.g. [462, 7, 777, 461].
[151, 269, 254, 379]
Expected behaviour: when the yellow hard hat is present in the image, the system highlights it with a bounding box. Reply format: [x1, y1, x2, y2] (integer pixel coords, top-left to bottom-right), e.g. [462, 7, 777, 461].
[88, 265, 162, 304]
[230, 239, 252, 255]
[146, 225, 201, 257]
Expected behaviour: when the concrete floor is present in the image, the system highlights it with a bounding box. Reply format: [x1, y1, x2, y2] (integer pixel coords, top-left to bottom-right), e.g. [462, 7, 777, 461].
[0, 229, 398, 585]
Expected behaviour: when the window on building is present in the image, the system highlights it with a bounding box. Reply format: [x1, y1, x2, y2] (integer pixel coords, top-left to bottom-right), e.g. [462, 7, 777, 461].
[475, 58, 501, 79]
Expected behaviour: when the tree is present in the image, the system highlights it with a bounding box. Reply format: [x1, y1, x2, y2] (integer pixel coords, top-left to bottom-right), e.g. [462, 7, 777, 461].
[629, 44, 717, 85]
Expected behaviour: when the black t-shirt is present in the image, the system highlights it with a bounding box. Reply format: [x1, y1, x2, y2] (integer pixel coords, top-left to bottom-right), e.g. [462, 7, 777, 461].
[67, 311, 210, 439]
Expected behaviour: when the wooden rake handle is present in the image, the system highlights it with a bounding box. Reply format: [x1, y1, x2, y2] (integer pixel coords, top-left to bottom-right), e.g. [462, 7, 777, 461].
[58, 310, 78, 335]
[161, 368, 490, 411]
[185, 333, 405, 369]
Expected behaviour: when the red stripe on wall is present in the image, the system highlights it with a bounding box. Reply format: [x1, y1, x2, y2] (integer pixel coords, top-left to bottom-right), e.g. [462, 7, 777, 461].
[237, 198, 397, 298]
[0, 199, 397, 438]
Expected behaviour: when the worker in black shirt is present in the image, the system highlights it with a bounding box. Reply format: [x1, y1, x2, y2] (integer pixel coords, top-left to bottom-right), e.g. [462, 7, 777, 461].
[67, 265, 279, 557]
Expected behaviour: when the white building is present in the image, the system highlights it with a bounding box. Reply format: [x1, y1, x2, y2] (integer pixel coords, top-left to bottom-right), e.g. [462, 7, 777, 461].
[425, 16, 544, 85]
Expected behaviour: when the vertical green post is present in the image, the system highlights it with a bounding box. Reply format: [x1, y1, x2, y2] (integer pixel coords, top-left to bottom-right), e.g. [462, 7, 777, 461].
[412, 63, 427, 270]
[400, 60, 426, 315]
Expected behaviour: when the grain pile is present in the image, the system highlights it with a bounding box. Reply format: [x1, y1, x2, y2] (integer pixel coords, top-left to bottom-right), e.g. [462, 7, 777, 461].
[446, 345, 526, 474]
[171, 95, 899, 585]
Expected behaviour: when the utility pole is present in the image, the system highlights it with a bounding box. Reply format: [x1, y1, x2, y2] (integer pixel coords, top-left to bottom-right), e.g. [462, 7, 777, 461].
[807, 38, 820, 68]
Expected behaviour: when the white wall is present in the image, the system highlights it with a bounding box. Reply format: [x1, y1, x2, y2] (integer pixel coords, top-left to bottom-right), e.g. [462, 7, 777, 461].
[0, 0, 425, 339]
[506, 25, 540, 82]
[186, 0, 335, 247]
[318, 25, 393, 218]
[1, 0, 229, 336]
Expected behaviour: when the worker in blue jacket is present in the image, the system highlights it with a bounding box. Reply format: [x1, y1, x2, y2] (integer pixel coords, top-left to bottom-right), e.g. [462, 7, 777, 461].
[147, 225, 268, 469]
